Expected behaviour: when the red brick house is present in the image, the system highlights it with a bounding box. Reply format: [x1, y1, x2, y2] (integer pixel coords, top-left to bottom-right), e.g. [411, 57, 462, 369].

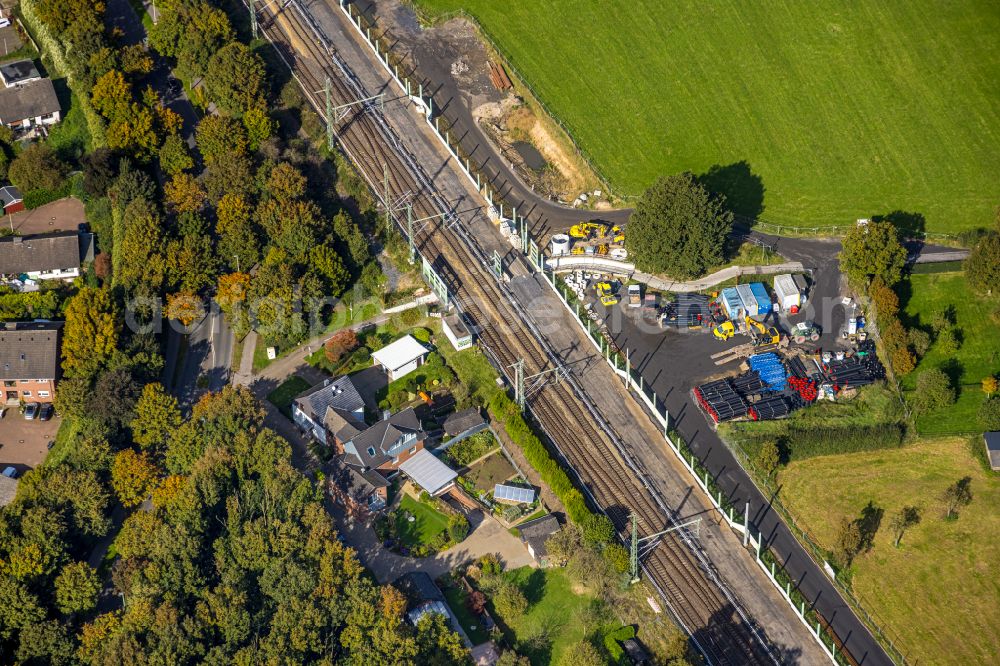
[0, 321, 61, 404]
[335, 407, 427, 474]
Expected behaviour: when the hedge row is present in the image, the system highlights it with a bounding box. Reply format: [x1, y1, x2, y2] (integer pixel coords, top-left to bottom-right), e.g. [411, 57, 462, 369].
[19, 0, 106, 146]
[743, 423, 905, 462]
[488, 391, 593, 525]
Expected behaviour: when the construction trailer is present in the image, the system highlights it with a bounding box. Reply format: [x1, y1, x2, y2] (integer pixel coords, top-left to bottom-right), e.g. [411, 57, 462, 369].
[773, 274, 801, 311]
[735, 284, 759, 317]
[719, 287, 744, 320]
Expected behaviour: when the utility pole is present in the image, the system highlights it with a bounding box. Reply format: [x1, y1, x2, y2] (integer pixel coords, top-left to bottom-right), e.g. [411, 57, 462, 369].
[325, 77, 334, 150]
[249, 0, 257, 39]
[407, 204, 415, 264]
[630, 513, 639, 584]
[629, 514, 702, 584]
[513, 359, 525, 410]
[383, 164, 391, 233]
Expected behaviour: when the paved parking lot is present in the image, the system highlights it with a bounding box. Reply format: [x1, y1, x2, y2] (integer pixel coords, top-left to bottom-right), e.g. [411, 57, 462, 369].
[0, 410, 59, 474]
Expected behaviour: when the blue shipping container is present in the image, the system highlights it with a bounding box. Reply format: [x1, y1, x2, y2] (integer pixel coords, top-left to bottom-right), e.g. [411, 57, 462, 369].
[749, 283, 772, 314]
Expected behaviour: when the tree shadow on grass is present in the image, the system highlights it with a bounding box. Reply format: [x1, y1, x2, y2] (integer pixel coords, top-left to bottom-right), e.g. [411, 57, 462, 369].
[697, 160, 766, 220]
[856, 501, 883, 554]
[873, 210, 926, 239]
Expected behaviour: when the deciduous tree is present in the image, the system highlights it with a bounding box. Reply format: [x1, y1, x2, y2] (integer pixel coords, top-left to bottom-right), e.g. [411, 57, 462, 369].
[215, 193, 260, 269]
[243, 107, 275, 150]
[54, 561, 101, 614]
[755, 440, 780, 477]
[196, 115, 248, 164]
[941, 477, 972, 519]
[978, 397, 1000, 430]
[624, 173, 733, 279]
[324, 328, 358, 364]
[159, 133, 193, 176]
[983, 376, 998, 398]
[205, 42, 267, 115]
[493, 581, 528, 618]
[557, 640, 603, 666]
[164, 172, 207, 214]
[839, 220, 907, 287]
[889, 506, 920, 547]
[8, 143, 69, 191]
[965, 232, 1000, 295]
[131, 383, 182, 451]
[911, 368, 955, 414]
[835, 517, 862, 566]
[62, 287, 119, 378]
[111, 449, 161, 507]
[309, 245, 349, 296]
[165, 290, 205, 327]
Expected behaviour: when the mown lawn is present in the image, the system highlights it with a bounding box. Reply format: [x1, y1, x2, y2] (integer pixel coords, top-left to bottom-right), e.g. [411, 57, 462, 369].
[416, 0, 1000, 232]
[265, 376, 312, 418]
[778, 437, 1000, 665]
[492, 566, 600, 665]
[441, 583, 491, 645]
[395, 494, 450, 547]
[899, 271, 1000, 434]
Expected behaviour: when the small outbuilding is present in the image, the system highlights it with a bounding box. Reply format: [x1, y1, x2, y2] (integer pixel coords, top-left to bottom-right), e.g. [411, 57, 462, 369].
[371, 334, 430, 381]
[517, 513, 560, 566]
[0, 185, 22, 214]
[442, 313, 473, 351]
[443, 407, 487, 440]
[493, 483, 535, 505]
[984, 432, 1000, 471]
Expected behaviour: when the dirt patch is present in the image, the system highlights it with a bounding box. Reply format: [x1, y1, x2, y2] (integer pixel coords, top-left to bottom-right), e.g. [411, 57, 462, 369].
[360, 0, 608, 205]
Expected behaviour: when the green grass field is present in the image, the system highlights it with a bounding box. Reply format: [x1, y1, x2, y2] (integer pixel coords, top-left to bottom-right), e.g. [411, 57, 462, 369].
[416, 0, 1000, 232]
[265, 376, 312, 417]
[778, 437, 1000, 664]
[395, 494, 450, 547]
[899, 271, 1000, 434]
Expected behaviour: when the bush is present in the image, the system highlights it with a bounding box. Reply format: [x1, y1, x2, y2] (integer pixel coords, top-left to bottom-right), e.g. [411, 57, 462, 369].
[583, 514, 615, 546]
[493, 582, 528, 618]
[603, 625, 637, 663]
[602, 543, 630, 574]
[908, 328, 932, 358]
[743, 424, 905, 462]
[911, 368, 956, 415]
[444, 431, 498, 467]
[978, 398, 1000, 431]
[411, 327, 432, 343]
[936, 327, 961, 355]
[447, 513, 469, 543]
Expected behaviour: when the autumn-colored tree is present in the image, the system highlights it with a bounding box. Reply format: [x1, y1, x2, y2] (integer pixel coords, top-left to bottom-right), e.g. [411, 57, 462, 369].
[116, 197, 167, 293]
[8, 143, 69, 191]
[164, 290, 205, 327]
[164, 172, 207, 214]
[196, 114, 248, 164]
[889, 506, 920, 548]
[984, 376, 998, 397]
[91, 69, 132, 120]
[150, 474, 185, 508]
[266, 162, 307, 203]
[54, 561, 101, 614]
[166, 233, 219, 292]
[158, 133, 193, 175]
[216, 272, 251, 309]
[111, 449, 161, 507]
[106, 104, 160, 160]
[243, 106, 275, 150]
[120, 44, 154, 76]
[888, 344, 916, 376]
[215, 193, 260, 269]
[36, 0, 106, 34]
[324, 328, 359, 364]
[131, 383, 182, 451]
[62, 287, 119, 378]
[867, 277, 900, 318]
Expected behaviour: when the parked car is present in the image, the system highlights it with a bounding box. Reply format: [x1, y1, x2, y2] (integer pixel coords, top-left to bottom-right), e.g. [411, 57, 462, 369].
[23, 402, 40, 420]
[39, 403, 54, 421]
[0, 18, 11, 29]
[2, 466, 17, 479]
[46, 440, 55, 450]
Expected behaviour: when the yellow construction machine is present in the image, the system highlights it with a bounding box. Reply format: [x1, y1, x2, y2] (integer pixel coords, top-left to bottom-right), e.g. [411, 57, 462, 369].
[596, 281, 620, 306]
[745, 316, 781, 345]
[611, 225, 625, 243]
[569, 221, 609, 239]
[713, 321, 736, 340]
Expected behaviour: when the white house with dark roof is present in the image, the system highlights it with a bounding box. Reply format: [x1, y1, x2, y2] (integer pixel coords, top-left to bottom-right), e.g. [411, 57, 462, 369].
[371, 334, 430, 381]
[338, 407, 426, 473]
[292, 375, 366, 445]
[0, 231, 87, 284]
[0, 78, 60, 133]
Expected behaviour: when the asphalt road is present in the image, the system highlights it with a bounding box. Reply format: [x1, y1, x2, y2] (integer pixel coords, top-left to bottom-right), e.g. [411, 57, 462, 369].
[108, 0, 231, 405]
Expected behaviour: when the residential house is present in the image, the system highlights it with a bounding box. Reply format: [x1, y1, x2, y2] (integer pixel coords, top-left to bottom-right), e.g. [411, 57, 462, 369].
[0, 60, 41, 88]
[0, 78, 61, 133]
[0, 185, 23, 214]
[984, 432, 1000, 471]
[442, 313, 473, 351]
[0, 320, 61, 404]
[291, 375, 366, 445]
[395, 572, 470, 647]
[328, 457, 388, 515]
[337, 407, 426, 474]
[371, 334, 430, 381]
[0, 231, 89, 284]
[518, 514, 560, 566]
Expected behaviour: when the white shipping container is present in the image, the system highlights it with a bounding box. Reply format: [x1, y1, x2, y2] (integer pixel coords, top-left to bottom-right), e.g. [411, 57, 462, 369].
[773, 274, 801, 311]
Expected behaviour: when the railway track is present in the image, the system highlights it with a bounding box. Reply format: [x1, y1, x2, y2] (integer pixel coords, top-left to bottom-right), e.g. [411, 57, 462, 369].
[253, 3, 779, 663]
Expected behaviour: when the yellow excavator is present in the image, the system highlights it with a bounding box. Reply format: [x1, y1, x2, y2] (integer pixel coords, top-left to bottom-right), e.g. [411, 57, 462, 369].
[596, 281, 619, 306]
[569, 221, 609, 239]
[611, 225, 625, 243]
[713, 316, 781, 345]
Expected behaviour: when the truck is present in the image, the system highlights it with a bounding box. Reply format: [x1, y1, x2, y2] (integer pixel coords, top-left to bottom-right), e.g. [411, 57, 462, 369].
[627, 284, 642, 308]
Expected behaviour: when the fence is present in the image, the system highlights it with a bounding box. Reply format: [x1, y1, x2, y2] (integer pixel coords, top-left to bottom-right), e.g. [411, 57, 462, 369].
[336, 4, 876, 663]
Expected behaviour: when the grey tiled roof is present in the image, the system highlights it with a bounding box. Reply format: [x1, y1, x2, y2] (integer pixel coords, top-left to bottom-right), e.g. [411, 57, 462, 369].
[0, 78, 60, 123]
[0, 321, 61, 380]
[0, 185, 22, 207]
[330, 457, 386, 504]
[0, 231, 81, 275]
[343, 408, 422, 469]
[443, 407, 485, 437]
[293, 375, 365, 423]
[518, 514, 560, 558]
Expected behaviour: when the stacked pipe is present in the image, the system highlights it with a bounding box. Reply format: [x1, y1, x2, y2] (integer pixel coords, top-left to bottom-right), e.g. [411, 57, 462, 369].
[748, 395, 791, 420]
[786, 355, 812, 380]
[747, 353, 788, 391]
[694, 379, 748, 423]
[731, 372, 766, 394]
[787, 376, 818, 403]
[825, 356, 876, 389]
